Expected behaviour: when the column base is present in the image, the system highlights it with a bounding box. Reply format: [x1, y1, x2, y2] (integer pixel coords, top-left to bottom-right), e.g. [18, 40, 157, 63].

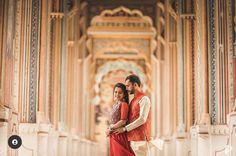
[0, 106, 9, 156]
[58, 131, 68, 156]
[19, 123, 38, 156]
[175, 133, 189, 156]
[227, 112, 236, 156]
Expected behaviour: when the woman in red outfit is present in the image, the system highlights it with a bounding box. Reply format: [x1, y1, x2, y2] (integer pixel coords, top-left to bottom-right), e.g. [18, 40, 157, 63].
[106, 83, 135, 156]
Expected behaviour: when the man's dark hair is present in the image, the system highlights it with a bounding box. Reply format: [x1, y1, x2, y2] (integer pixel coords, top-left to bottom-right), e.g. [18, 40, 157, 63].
[125, 74, 141, 87]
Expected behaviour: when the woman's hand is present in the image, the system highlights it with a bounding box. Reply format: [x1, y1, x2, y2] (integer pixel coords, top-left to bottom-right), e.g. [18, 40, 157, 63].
[106, 126, 114, 137]
[114, 127, 126, 134]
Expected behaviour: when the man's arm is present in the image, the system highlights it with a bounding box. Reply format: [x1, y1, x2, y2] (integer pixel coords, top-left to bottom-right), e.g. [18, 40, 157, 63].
[125, 96, 150, 132]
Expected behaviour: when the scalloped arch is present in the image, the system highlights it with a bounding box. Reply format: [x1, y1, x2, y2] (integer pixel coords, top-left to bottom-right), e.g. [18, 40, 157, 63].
[91, 60, 148, 105]
[101, 6, 143, 17]
[90, 6, 154, 26]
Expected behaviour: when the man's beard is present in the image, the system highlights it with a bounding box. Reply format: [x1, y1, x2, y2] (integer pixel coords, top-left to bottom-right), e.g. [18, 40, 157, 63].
[129, 88, 135, 94]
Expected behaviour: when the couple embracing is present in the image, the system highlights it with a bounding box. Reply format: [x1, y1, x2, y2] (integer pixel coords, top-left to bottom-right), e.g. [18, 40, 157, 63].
[107, 74, 151, 156]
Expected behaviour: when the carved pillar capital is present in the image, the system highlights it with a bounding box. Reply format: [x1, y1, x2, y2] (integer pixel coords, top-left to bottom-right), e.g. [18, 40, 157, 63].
[190, 125, 209, 135]
[50, 12, 64, 20]
[36, 111, 50, 124]
[227, 112, 236, 129]
[198, 113, 210, 125]
[179, 14, 195, 20]
[38, 123, 51, 134]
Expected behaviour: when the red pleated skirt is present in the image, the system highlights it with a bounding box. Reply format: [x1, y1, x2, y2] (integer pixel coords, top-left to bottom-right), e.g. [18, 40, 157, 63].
[109, 133, 135, 156]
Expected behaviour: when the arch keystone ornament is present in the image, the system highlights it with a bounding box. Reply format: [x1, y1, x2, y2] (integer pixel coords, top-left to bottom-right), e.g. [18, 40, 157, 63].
[87, 6, 156, 37]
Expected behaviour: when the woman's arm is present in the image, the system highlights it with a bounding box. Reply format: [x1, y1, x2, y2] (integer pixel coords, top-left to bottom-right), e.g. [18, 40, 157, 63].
[110, 102, 129, 129]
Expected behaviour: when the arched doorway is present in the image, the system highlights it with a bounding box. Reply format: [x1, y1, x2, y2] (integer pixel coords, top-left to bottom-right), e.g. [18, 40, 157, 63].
[93, 59, 148, 141]
[86, 6, 157, 155]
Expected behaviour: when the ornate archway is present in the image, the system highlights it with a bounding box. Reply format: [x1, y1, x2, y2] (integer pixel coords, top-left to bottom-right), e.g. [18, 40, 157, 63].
[92, 59, 148, 141]
[86, 6, 156, 142]
[92, 59, 148, 105]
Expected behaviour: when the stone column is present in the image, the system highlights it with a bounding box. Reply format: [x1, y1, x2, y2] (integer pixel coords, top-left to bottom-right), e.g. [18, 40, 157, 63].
[195, 0, 210, 125]
[77, 59, 83, 133]
[38, 0, 50, 122]
[199, 0, 211, 126]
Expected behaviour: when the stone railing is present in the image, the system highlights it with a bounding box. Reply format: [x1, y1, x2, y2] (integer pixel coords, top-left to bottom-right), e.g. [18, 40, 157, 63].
[17, 123, 103, 156]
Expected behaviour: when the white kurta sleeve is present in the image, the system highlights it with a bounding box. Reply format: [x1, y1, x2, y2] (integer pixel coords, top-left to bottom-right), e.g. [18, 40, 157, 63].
[125, 96, 151, 132]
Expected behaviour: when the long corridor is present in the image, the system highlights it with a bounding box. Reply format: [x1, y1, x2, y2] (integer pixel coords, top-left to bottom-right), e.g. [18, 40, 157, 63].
[0, 0, 236, 156]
